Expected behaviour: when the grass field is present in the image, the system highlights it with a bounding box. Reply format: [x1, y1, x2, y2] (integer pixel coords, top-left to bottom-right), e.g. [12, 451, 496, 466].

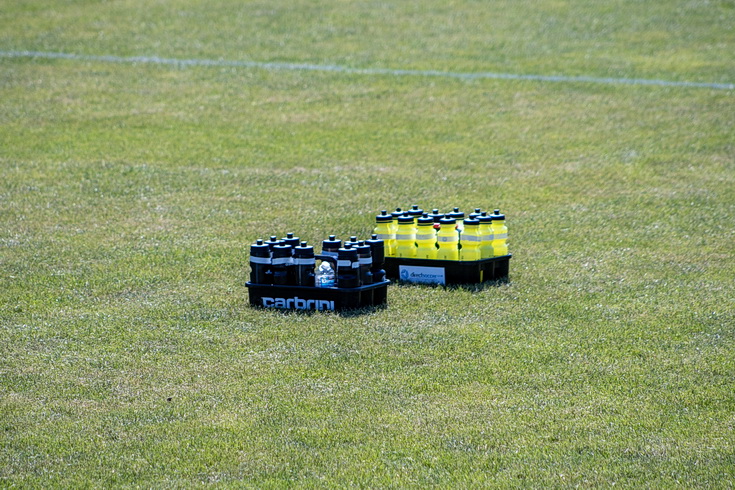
[2, 0, 735, 486]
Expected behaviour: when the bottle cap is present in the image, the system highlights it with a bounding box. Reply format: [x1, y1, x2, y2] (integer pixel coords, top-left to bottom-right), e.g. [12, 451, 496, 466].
[272, 244, 293, 258]
[492, 209, 506, 220]
[356, 242, 371, 257]
[397, 215, 415, 224]
[293, 241, 314, 258]
[390, 208, 403, 219]
[463, 218, 480, 226]
[407, 205, 424, 217]
[477, 214, 492, 223]
[250, 239, 271, 257]
[322, 235, 342, 251]
[439, 217, 457, 225]
[337, 246, 358, 261]
[428, 209, 444, 222]
[418, 215, 434, 225]
[281, 233, 300, 248]
[376, 210, 393, 222]
[264, 236, 281, 251]
[448, 207, 465, 220]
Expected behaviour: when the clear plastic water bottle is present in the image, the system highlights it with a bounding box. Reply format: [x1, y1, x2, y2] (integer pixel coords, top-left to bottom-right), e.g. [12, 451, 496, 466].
[315, 260, 336, 288]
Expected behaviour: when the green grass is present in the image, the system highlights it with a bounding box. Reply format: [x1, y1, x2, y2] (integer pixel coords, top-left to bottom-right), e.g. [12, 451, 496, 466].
[2, 0, 734, 486]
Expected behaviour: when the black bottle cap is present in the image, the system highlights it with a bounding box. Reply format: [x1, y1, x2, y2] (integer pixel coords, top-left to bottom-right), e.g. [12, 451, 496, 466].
[428, 209, 444, 222]
[371, 234, 378, 240]
[376, 210, 393, 222]
[250, 239, 271, 257]
[391, 208, 403, 218]
[407, 205, 424, 216]
[293, 242, 315, 258]
[418, 215, 434, 225]
[356, 242, 371, 256]
[397, 215, 415, 224]
[272, 244, 293, 258]
[282, 233, 300, 247]
[439, 217, 457, 225]
[463, 218, 480, 226]
[337, 246, 358, 261]
[322, 236, 342, 250]
[448, 208, 464, 220]
[478, 214, 492, 223]
[492, 209, 506, 220]
[264, 236, 281, 251]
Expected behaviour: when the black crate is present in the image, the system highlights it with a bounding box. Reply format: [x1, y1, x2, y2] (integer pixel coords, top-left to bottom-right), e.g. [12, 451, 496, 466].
[384, 255, 511, 285]
[246, 280, 390, 312]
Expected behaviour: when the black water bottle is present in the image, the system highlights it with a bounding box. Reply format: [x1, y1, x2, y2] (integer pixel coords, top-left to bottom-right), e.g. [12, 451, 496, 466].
[321, 235, 342, 258]
[365, 234, 386, 283]
[336, 244, 360, 288]
[293, 241, 316, 287]
[355, 241, 373, 285]
[271, 244, 294, 285]
[249, 238, 272, 284]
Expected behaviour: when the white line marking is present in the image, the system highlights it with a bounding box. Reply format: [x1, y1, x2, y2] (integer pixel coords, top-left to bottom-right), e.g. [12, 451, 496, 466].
[1, 50, 733, 90]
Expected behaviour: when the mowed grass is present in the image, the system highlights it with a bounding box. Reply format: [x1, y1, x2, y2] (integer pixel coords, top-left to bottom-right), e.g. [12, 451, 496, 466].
[2, 0, 735, 486]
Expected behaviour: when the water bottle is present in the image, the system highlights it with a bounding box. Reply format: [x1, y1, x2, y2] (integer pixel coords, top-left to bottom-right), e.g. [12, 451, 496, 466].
[478, 212, 495, 259]
[491, 209, 508, 256]
[365, 234, 386, 282]
[416, 214, 438, 259]
[436, 216, 459, 260]
[374, 210, 396, 257]
[315, 260, 335, 288]
[337, 244, 360, 288]
[271, 244, 294, 285]
[356, 241, 374, 285]
[293, 241, 315, 286]
[460, 218, 481, 261]
[249, 238, 272, 284]
[395, 214, 417, 258]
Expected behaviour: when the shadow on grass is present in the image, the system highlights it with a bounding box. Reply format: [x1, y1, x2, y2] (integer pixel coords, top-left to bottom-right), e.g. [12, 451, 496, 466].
[391, 277, 510, 293]
[249, 303, 388, 318]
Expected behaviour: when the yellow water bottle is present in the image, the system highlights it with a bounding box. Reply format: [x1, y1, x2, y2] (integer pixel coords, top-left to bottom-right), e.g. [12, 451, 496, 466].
[415, 214, 438, 259]
[436, 216, 459, 260]
[460, 218, 481, 261]
[478, 212, 494, 258]
[491, 209, 508, 256]
[374, 210, 396, 257]
[395, 215, 417, 258]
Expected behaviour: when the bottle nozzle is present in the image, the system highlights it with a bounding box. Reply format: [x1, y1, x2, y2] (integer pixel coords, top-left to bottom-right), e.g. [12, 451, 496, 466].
[256, 239, 263, 245]
[329, 235, 336, 240]
[371, 234, 377, 239]
[300, 241, 307, 247]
